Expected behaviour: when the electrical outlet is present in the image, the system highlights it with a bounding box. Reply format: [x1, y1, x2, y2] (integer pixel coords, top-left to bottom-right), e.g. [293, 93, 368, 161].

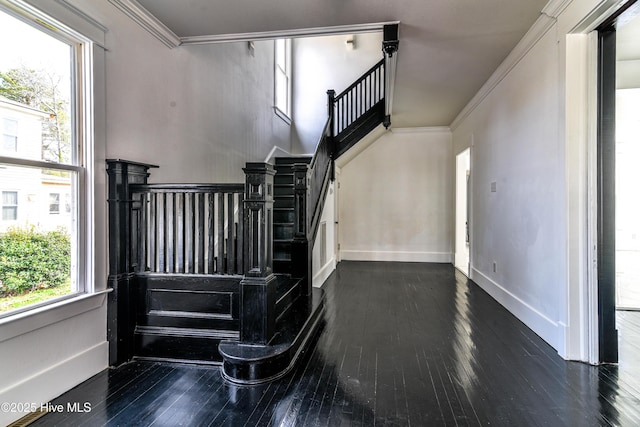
[491, 182, 497, 192]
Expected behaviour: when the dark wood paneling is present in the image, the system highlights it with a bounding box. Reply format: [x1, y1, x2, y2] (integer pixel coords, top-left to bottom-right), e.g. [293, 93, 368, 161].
[597, 24, 619, 363]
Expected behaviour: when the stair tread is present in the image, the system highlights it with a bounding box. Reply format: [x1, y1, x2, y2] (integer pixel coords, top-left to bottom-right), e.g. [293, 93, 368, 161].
[135, 325, 239, 339]
[148, 310, 233, 320]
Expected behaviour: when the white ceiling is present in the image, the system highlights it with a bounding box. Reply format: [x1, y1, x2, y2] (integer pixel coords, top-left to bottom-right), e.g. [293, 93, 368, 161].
[131, 0, 550, 128]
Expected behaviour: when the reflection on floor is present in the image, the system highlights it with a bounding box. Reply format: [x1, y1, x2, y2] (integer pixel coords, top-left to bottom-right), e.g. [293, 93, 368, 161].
[32, 262, 640, 426]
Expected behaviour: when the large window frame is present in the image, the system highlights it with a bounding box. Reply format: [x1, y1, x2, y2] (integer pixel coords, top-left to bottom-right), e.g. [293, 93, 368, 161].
[0, 1, 95, 319]
[274, 38, 292, 124]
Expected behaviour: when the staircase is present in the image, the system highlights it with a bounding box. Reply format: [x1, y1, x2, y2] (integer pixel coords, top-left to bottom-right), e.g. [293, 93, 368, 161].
[106, 23, 399, 384]
[273, 156, 311, 276]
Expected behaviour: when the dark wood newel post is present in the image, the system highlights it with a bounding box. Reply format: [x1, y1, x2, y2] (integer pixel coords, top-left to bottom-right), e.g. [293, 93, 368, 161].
[292, 163, 310, 297]
[241, 162, 277, 344]
[106, 159, 157, 366]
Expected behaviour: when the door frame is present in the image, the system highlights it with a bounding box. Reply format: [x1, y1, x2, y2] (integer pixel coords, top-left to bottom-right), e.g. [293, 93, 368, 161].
[454, 147, 471, 277]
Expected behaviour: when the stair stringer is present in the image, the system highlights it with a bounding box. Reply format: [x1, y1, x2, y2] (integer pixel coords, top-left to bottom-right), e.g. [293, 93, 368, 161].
[335, 123, 387, 169]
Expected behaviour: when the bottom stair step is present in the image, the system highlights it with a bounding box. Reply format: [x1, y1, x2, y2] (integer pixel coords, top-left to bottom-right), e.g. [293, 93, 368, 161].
[134, 326, 239, 364]
[219, 287, 325, 384]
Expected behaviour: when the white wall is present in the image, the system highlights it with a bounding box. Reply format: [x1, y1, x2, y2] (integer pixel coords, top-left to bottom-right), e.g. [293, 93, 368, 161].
[83, 1, 292, 183]
[312, 180, 337, 287]
[453, 23, 565, 353]
[339, 128, 453, 263]
[292, 33, 383, 154]
[451, 0, 632, 359]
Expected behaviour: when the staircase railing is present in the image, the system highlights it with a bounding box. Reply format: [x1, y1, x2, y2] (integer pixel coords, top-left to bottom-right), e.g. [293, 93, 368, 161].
[333, 59, 385, 138]
[129, 183, 245, 275]
[307, 116, 333, 243]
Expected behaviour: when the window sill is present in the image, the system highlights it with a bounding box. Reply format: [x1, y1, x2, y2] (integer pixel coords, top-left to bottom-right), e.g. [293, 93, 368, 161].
[274, 107, 292, 125]
[0, 289, 111, 343]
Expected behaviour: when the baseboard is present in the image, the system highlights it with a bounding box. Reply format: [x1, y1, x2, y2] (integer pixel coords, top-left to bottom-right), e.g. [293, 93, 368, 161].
[313, 257, 336, 288]
[0, 341, 108, 426]
[471, 268, 561, 351]
[340, 250, 452, 263]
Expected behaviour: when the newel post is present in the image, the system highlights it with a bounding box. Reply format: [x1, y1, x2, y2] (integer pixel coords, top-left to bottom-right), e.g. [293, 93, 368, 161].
[106, 159, 157, 366]
[291, 163, 310, 296]
[241, 163, 277, 344]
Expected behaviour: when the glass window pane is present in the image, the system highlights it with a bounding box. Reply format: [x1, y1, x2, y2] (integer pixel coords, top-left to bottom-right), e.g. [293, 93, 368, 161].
[2, 191, 17, 205]
[0, 11, 74, 165]
[0, 165, 77, 313]
[49, 192, 60, 214]
[276, 39, 286, 69]
[2, 134, 17, 151]
[276, 71, 287, 112]
[2, 206, 17, 221]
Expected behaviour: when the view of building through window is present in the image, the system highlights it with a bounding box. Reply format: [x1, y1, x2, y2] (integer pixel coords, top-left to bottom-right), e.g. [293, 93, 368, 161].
[0, 8, 78, 314]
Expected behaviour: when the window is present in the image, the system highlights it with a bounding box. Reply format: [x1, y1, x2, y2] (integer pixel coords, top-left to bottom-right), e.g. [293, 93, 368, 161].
[0, 4, 92, 317]
[274, 38, 292, 122]
[49, 192, 60, 214]
[2, 118, 18, 151]
[1, 191, 17, 220]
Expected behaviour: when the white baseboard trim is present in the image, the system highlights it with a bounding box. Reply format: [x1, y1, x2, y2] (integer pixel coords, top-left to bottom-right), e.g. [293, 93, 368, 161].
[471, 268, 561, 352]
[313, 257, 336, 288]
[0, 341, 108, 426]
[340, 250, 452, 263]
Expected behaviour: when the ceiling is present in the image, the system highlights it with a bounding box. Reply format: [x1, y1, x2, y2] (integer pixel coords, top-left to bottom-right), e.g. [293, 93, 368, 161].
[128, 0, 550, 128]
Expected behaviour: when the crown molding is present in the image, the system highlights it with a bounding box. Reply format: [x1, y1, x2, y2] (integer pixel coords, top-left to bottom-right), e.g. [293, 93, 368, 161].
[450, 14, 556, 130]
[180, 21, 399, 45]
[55, 0, 107, 33]
[108, 0, 396, 47]
[108, 0, 180, 48]
[391, 126, 451, 134]
[541, 0, 573, 18]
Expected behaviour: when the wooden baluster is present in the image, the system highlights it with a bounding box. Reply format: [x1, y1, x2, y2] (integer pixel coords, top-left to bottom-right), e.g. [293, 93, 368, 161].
[217, 192, 225, 273]
[236, 191, 244, 275]
[227, 192, 235, 275]
[176, 193, 185, 273]
[197, 192, 205, 273]
[139, 192, 147, 273]
[165, 193, 173, 273]
[207, 192, 215, 274]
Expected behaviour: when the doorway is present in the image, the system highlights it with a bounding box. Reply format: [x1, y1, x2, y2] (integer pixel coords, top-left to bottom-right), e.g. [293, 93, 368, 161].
[597, 0, 640, 363]
[455, 148, 471, 276]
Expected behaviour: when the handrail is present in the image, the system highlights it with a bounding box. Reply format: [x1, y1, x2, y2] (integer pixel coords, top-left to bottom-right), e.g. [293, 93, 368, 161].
[307, 117, 332, 242]
[131, 183, 244, 193]
[308, 117, 331, 172]
[333, 59, 385, 136]
[334, 59, 385, 101]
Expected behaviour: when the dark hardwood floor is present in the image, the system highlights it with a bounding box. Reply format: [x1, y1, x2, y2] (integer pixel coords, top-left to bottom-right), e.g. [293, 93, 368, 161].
[32, 262, 640, 426]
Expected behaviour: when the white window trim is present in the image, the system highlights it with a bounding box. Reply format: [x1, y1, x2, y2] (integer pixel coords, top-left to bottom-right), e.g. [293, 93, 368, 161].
[274, 38, 292, 124]
[0, 1, 97, 322]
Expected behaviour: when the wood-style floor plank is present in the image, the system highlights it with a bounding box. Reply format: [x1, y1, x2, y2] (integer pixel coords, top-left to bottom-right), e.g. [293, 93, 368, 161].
[31, 261, 640, 426]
